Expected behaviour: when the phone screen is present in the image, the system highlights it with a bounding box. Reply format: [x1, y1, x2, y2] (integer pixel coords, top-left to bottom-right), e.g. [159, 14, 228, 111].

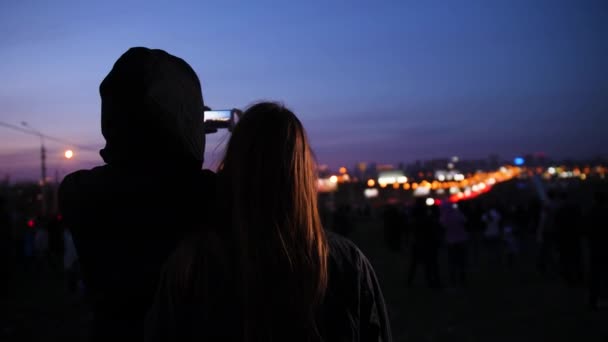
[204, 110, 232, 123]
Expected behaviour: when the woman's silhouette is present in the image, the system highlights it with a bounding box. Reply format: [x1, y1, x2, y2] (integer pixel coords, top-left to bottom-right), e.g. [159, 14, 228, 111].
[146, 102, 391, 341]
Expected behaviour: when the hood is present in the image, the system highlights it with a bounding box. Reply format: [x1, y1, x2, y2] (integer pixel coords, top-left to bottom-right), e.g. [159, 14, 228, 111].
[99, 47, 205, 169]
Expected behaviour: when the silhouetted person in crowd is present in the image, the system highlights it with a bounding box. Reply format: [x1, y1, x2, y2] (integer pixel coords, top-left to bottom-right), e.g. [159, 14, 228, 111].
[587, 191, 608, 310]
[0, 196, 12, 297]
[33, 219, 49, 272]
[63, 226, 80, 295]
[555, 191, 584, 287]
[333, 204, 354, 237]
[502, 217, 520, 269]
[145, 102, 392, 342]
[406, 198, 442, 289]
[514, 202, 534, 256]
[463, 202, 484, 265]
[537, 190, 559, 275]
[22, 219, 36, 271]
[482, 203, 503, 268]
[440, 203, 469, 287]
[383, 204, 404, 252]
[59, 47, 215, 339]
[47, 214, 64, 273]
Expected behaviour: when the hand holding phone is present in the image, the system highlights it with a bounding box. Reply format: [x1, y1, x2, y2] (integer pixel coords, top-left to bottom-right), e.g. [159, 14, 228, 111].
[204, 108, 241, 134]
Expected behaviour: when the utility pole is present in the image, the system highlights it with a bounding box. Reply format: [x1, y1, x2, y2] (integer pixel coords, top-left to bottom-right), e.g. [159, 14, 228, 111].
[40, 136, 47, 215]
[22, 122, 47, 216]
[53, 169, 59, 215]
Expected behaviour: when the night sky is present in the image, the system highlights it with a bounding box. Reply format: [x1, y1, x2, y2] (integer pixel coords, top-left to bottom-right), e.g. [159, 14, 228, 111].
[1, 0, 606, 180]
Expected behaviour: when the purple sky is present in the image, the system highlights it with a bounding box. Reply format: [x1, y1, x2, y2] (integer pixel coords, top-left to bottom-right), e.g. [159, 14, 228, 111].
[1, 0, 607, 181]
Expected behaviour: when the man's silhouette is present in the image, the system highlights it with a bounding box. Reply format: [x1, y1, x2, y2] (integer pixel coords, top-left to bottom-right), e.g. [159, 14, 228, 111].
[588, 191, 608, 309]
[59, 47, 215, 339]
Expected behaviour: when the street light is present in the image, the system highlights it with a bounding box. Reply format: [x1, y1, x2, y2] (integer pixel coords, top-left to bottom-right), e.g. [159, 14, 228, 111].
[64, 149, 74, 159]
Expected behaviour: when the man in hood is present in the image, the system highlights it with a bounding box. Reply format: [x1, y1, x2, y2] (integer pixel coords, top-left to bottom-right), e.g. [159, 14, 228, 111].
[59, 47, 216, 339]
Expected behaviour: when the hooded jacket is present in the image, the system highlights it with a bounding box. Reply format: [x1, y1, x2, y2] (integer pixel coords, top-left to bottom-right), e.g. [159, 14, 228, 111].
[58, 47, 216, 339]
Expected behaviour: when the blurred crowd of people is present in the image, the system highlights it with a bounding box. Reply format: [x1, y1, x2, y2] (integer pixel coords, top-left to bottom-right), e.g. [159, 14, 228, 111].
[371, 185, 608, 309]
[0, 201, 82, 299]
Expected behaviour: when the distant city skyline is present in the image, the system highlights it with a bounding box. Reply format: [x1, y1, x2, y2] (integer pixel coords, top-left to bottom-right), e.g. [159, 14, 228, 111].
[1, 0, 607, 180]
[1, 137, 604, 183]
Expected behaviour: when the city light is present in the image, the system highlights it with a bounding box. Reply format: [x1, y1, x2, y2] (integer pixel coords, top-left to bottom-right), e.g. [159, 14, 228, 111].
[514, 157, 524, 166]
[378, 171, 407, 185]
[289, 160, 587, 206]
[425, 198, 435, 206]
[363, 188, 379, 198]
[64, 149, 74, 159]
[339, 167, 347, 174]
[378, 177, 396, 184]
[414, 186, 431, 197]
[317, 178, 338, 193]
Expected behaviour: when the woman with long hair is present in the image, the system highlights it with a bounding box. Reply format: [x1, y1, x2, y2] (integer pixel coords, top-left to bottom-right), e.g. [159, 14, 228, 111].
[145, 102, 391, 341]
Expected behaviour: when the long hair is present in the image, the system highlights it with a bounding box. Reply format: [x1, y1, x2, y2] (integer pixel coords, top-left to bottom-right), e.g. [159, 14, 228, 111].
[218, 102, 329, 341]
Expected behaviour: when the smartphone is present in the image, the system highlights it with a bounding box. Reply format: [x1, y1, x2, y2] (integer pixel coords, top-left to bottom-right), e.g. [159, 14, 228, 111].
[204, 109, 240, 133]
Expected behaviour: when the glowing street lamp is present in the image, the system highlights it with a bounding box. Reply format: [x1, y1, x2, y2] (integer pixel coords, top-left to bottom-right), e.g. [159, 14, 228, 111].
[64, 149, 74, 159]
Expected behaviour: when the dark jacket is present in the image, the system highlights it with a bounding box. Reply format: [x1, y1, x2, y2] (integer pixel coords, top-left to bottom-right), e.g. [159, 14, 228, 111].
[320, 233, 393, 341]
[145, 231, 392, 342]
[58, 47, 215, 339]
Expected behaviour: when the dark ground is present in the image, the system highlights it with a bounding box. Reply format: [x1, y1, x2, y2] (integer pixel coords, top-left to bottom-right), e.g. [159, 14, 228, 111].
[2, 219, 607, 342]
[350, 219, 608, 342]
